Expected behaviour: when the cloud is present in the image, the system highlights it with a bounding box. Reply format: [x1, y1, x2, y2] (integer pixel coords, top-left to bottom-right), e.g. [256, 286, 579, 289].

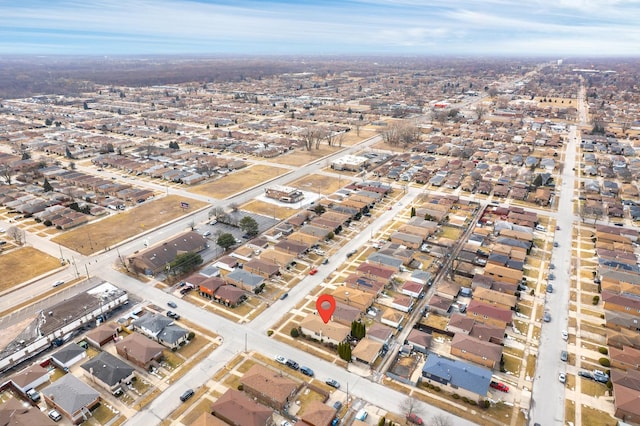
[0, 0, 638, 55]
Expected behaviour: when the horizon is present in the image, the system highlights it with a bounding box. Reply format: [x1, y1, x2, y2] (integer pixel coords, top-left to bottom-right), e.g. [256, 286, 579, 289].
[1, 0, 638, 57]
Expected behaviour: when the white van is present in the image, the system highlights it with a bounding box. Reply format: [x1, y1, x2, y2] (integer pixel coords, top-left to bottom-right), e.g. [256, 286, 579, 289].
[355, 409, 368, 421]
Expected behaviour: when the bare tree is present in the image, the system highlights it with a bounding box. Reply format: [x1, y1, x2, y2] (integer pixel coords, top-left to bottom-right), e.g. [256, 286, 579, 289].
[475, 105, 487, 121]
[229, 202, 239, 212]
[401, 396, 422, 418]
[431, 414, 453, 426]
[188, 220, 196, 231]
[7, 226, 25, 246]
[300, 128, 323, 151]
[0, 164, 13, 184]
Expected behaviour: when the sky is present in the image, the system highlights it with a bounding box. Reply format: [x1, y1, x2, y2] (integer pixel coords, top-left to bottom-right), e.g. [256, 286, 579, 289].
[0, 0, 638, 57]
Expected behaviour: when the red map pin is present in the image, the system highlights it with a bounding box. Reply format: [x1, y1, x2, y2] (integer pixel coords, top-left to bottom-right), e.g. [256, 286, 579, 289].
[316, 294, 336, 324]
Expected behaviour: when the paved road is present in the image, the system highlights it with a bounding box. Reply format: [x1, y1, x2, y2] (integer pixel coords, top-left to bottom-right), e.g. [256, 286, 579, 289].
[529, 123, 579, 425]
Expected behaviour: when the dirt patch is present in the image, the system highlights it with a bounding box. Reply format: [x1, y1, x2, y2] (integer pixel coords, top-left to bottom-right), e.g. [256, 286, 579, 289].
[189, 164, 288, 198]
[53, 195, 207, 255]
[289, 174, 345, 195]
[0, 247, 61, 290]
[276, 147, 340, 167]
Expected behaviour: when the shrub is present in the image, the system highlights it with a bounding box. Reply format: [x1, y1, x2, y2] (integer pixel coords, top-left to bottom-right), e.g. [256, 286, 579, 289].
[468, 400, 477, 406]
[599, 357, 610, 367]
[237, 384, 243, 391]
[598, 347, 608, 355]
[267, 329, 274, 336]
[290, 328, 299, 338]
[529, 289, 535, 296]
[452, 393, 460, 399]
[482, 399, 491, 409]
[461, 396, 469, 403]
[592, 295, 600, 305]
[187, 331, 195, 340]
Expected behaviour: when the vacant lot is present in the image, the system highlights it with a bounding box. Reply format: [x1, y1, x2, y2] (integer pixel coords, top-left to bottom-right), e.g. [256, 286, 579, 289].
[0, 247, 61, 291]
[241, 200, 297, 220]
[189, 164, 288, 198]
[276, 146, 339, 167]
[53, 195, 206, 255]
[290, 174, 345, 194]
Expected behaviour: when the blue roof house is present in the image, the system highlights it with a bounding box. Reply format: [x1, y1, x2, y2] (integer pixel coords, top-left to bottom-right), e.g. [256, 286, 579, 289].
[421, 353, 492, 401]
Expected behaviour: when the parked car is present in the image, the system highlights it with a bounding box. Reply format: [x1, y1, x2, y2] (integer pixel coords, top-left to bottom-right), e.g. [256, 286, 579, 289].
[578, 370, 594, 380]
[26, 388, 40, 402]
[560, 350, 568, 362]
[548, 273, 555, 280]
[553, 242, 559, 247]
[275, 355, 287, 365]
[166, 311, 180, 320]
[325, 378, 340, 388]
[300, 366, 314, 377]
[593, 370, 610, 383]
[543, 312, 551, 322]
[180, 389, 194, 402]
[52, 280, 65, 287]
[309, 268, 318, 275]
[333, 401, 343, 411]
[48, 409, 62, 422]
[546, 284, 554, 293]
[490, 381, 509, 392]
[322, 258, 329, 265]
[355, 410, 368, 421]
[280, 293, 289, 300]
[285, 359, 299, 370]
[561, 330, 568, 340]
[406, 413, 424, 424]
[558, 373, 566, 384]
[167, 301, 177, 308]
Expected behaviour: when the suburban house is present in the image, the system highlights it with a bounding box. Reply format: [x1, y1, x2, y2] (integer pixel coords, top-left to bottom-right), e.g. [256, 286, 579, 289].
[240, 364, 301, 411]
[300, 400, 337, 426]
[242, 258, 280, 279]
[450, 333, 503, 369]
[331, 287, 374, 312]
[421, 353, 492, 401]
[466, 300, 513, 328]
[367, 323, 394, 346]
[115, 332, 165, 369]
[41, 374, 100, 424]
[214, 285, 247, 307]
[188, 412, 227, 426]
[51, 343, 87, 371]
[332, 302, 362, 326]
[381, 308, 404, 329]
[612, 369, 640, 424]
[352, 337, 384, 365]
[85, 323, 119, 348]
[473, 287, 518, 310]
[225, 269, 264, 292]
[126, 231, 207, 275]
[81, 351, 136, 393]
[198, 277, 226, 299]
[0, 397, 55, 425]
[602, 291, 640, 317]
[8, 364, 50, 395]
[131, 313, 189, 349]
[484, 263, 523, 284]
[406, 328, 433, 354]
[610, 345, 640, 371]
[401, 281, 425, 299]
[299, 315, 350, 346]
[210, 389, 274, 426]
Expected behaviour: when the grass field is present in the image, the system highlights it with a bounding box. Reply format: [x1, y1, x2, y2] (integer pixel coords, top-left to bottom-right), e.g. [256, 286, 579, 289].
[241, 199, 297, 220]
[189, 164, 289, 198]
[290, 173, 345, 194]
[276, 146, 341, 166]
[53, 195, 206, 255]
[0, 247, 61, 291]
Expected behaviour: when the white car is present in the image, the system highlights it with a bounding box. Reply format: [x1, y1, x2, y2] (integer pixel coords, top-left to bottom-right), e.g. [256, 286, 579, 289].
[558, 372, 566, 383]
[561, 330, 568, 340]
[275, 355, 287, 365]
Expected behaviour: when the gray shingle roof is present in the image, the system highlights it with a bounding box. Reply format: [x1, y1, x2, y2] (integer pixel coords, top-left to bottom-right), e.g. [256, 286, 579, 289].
[41, 374, 99, 414]
[52, 344, 85, 364]
[422, 353, 492, 395]
[81, 352, 135, 387]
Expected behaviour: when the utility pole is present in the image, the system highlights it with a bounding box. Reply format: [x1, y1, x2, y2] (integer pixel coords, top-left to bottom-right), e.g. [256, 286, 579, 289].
[85, 264, 90, 279]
